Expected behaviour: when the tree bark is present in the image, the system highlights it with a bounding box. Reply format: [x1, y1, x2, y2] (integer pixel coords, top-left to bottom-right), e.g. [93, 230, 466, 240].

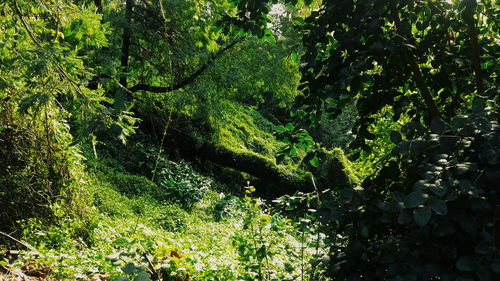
[120, 0, 133, 89]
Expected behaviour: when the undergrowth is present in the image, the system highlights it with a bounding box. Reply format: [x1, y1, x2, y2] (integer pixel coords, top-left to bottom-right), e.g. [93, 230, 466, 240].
[2, 144, 321, 280]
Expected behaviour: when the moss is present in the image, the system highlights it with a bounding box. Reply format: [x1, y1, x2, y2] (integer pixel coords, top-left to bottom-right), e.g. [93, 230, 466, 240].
[315, 148, 360, 189]
[213, 103, 281, 159]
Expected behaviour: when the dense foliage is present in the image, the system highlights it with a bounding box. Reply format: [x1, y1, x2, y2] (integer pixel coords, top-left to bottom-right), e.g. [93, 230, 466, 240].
[0, 0, 498, 280]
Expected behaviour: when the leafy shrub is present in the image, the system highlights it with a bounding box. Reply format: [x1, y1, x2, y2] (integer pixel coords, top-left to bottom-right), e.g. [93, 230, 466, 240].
[318, 91, 500, 280]
[102, 171, 162, 200]
[154, 160, 211, 208]
[151, 204, 190, 232]
[0, 100, 91, 231]
[20, 218, 74, 250]
[212, 194, 242, 221]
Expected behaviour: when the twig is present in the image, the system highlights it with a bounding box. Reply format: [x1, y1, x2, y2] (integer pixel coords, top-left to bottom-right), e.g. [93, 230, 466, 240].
[2, 250, 40, 256]
[0, 231, 35, 251]
[142, 253, 160, 280]
[309, 176, 322, 280]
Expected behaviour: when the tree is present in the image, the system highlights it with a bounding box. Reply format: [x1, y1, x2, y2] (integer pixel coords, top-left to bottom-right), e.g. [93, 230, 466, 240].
[226, 0, 499, 279]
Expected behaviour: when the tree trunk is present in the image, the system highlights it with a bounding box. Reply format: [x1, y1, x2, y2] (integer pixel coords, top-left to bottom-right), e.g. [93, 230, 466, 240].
[120, 0, 133, 89]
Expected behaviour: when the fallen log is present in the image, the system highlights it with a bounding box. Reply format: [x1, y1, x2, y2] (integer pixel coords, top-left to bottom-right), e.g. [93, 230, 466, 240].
[161, 128, 357, 197]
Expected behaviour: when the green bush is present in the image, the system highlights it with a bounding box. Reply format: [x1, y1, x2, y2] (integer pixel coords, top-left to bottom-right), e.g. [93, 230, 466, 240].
[0, 100, 92, 232]
[154, 160, 211, 208]
[319, 92, 500, 280]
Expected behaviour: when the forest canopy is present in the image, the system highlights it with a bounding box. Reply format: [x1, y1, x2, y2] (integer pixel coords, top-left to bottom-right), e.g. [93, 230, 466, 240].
[0, 0, 499, 280]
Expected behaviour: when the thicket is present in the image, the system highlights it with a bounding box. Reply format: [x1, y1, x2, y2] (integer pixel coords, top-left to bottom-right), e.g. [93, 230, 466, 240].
[0, 0, 498, 280]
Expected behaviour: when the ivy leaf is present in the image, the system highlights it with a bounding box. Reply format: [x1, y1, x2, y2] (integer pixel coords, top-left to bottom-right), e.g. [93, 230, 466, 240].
[404, 191, 429, 208]
[427, 197, 447, 215]
[413, 206, 431, 226]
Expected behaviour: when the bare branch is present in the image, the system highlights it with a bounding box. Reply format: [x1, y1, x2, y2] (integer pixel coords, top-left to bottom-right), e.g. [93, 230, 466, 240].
[128, 38, 242, 93]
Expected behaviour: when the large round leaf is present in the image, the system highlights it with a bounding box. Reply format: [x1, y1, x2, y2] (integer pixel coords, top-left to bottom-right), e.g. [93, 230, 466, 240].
[427, 197, 448, 215]
[404, 191, 429, 208]
[413, 205, 432, 226]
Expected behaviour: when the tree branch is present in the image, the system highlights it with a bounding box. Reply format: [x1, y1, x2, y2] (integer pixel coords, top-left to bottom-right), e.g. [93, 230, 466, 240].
[0, 231, 35, 251]
[390, 4, 441, 119]
[128, 38, 242, 93]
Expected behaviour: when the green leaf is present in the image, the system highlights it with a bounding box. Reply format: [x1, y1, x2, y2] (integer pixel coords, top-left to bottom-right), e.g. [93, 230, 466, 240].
[290, 52, 299, 63]
[275, 125, 286, 133]
[429, 182, 448, 197]
[404, 191, 429, 208]
[262, 35, 276, 44]
[456, 256, 476, 271]
[475, 117, 492, 133]
[474, 242, 496, 254]
[427, 197, 447, 215]
[325, 98, 336, 104]
[309, 156, 319, 168]
[134, 271, 150, 281]
[410, 140, 427, 157]
[476, 265, 493, 281]
[455, 162, 478, 175]
[122, 263, 136, 275]
[105, 253, 120, 262]
[433, 221, 455, 237]
[397, 210, 412, 224]
[430, 118, 446, 134]
[413, 205, 432, 226]
[114, 237, 130, 247]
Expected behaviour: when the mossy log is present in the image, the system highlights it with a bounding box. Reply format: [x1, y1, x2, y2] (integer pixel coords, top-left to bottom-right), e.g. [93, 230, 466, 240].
[161, 129, 357, 197]
[137, 112, 357, 197]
